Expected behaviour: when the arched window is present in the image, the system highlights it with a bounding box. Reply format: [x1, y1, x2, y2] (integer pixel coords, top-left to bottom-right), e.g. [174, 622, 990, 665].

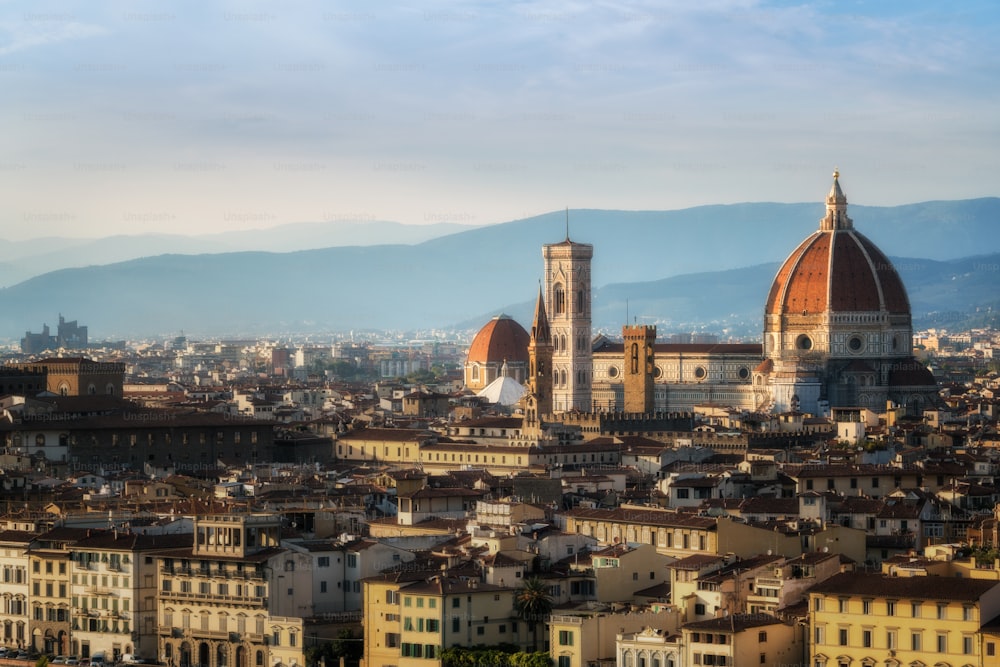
[631, 343, 639, 374]
[553, 284, 565, 315]
[576, 289, 584, 313]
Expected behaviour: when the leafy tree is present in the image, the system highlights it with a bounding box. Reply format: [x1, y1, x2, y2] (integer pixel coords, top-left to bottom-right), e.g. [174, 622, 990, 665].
[304, 628, 362, 667]
[440, 647, 550, 667]
[514, 576, 553, 652]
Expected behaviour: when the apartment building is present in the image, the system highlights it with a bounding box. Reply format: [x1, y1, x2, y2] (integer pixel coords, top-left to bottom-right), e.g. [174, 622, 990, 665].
[362, 571, 529, 667]
[682, 614, 802, 667]
[550, 606, 680, 667]
[28, 527, 85, 655]
[156, 514, 304, 667]
[0, 531, 32, 651]
[809, 572, 1000, 667]
[282, 538, 415, 614]
[70, 529, 190, 661]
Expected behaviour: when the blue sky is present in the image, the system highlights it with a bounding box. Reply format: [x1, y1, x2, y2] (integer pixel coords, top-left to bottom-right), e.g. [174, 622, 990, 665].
[2, 0, 998, 239]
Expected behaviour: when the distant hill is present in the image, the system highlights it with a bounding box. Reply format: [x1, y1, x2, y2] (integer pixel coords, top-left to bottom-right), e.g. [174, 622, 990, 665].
[0, 220, 478, 288]
[2, 199, 999, 340]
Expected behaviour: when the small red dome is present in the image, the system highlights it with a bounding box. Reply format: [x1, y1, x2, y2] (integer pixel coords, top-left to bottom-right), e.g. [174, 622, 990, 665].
[467, 315, 529, 364]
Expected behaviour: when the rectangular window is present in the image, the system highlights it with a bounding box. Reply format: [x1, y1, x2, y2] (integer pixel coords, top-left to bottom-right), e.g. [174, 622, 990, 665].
[559, 631, 574, 646]
[911, 633, 921, 651]
[886, 630, 896, 650]
[911, 602, 920, 618]
[317, 557, 330, 567]
[886, 600, 896, 616]
[937, 604, 946, 620]
[839, 629, 848, 646]
[838, 599, 847, 613]
[937, 635, 947, 653]
[427, 620, 439, 632]
[862, 630, 872, 648]
[452, 618, 460, 633]
[964, 636, 974, 655]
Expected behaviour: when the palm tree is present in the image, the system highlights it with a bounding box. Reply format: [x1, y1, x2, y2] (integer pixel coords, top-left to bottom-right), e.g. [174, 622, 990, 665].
[514, 576, 553, 652]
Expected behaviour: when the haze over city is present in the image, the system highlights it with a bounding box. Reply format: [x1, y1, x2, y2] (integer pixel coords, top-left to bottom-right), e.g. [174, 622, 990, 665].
[3, 0, 999, 240]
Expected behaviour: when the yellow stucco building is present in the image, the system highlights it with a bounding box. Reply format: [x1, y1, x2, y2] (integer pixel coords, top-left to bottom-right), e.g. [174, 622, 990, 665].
[809, 571, 1000, 667]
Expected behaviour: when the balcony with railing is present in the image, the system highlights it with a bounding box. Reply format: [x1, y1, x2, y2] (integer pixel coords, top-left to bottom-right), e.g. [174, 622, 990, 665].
[160, 566, 265, 581]
[548, 615, 584, 625]
[157, 589, 266, 607]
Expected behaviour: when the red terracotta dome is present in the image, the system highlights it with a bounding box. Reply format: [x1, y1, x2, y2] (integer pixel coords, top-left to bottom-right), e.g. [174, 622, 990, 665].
[467, 314, 530, 364]
[765, 172, 910, 317]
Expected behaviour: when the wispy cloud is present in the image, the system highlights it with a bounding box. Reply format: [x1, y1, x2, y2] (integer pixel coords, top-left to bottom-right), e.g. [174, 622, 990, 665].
[0, 15, 105, 56]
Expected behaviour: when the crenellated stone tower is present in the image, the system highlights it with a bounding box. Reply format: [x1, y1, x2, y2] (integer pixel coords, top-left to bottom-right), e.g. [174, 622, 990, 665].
[622, 324, 656, 414]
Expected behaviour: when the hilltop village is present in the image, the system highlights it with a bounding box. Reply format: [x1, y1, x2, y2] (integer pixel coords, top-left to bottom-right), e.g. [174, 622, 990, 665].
[3, 178, 1000, 667]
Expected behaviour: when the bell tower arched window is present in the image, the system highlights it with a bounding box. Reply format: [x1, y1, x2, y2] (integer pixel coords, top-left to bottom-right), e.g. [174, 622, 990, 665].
[553, 284, 565, 315]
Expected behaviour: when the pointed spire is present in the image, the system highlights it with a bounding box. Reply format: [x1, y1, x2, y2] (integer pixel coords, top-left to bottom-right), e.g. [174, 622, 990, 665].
[565, 207, 570, 241]
[820, 168, 853, 231]
[530, 284, 551, 345]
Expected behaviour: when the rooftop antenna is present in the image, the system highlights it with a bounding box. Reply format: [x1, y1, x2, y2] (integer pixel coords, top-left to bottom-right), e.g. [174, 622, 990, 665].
[565, 207, 570, 241]
[626, 298, 629, 326]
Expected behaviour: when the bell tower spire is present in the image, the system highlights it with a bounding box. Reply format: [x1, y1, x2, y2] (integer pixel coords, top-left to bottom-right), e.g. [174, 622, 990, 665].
[523, 284, 553, 435]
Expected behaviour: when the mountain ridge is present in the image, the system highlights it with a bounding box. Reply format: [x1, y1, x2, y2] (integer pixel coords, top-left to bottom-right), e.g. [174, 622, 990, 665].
[2, 199, 999, 340]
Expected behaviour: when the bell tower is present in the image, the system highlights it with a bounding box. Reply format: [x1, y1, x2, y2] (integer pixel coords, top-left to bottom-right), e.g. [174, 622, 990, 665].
[543, 227, 593, 413]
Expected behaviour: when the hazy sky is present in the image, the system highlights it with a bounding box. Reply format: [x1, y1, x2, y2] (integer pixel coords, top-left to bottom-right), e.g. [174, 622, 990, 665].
[2, 0, 998, 240]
